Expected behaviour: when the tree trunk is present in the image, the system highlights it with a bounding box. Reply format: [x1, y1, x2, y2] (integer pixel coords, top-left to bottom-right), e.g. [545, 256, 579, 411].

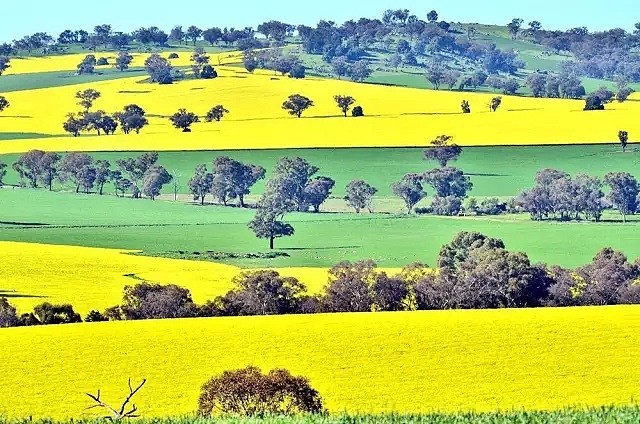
[269, 236, 274, 250]
[239, 194, 245, 208]
[201, 196, 205, 206]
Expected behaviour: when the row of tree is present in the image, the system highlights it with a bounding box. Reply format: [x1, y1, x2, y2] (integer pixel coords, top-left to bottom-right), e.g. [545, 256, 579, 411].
[5, 231, 640, 328]
[7, 150, 172, 199]
[517, 169, 640, 222]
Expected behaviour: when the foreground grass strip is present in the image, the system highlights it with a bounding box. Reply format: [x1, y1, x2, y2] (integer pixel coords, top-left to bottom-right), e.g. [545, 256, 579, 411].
[1, 307, 639, 418]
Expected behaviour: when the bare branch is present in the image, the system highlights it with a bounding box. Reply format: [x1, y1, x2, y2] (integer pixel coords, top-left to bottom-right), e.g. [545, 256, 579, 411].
[85, 378, 146, 421]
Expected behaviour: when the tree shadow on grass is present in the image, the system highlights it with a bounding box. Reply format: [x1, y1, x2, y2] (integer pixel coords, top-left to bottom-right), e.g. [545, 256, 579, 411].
[0, 290, 46, 299]
[282, 246, 361, 251]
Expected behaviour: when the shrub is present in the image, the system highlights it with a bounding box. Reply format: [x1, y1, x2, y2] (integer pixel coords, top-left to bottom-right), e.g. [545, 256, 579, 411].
[168, 52, 179, 59]
[96, 57, 108, 66]
[430, 195, 463, 216]
[475, 197, 507, 215]
[198, 366, 324, 417]
[201, 64, 218, 79]
[85, 310, 108, 322]
[584, 94, 605, 111]
[352, 105, 364, 117]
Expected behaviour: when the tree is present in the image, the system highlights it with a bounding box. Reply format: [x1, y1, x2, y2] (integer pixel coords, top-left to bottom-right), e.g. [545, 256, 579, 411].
[212, 157, 266, 207]
[188, 164, 214, 205]
[438, 231, 505, 271]
[141, 166, 172, 200]
[424, 135, 462, 167]
[282, 94, 314, 118]
[345, 180, 377, 213]
[604, 172, 639, 223]
[0, 96, 9, 112]
[144, 53, 173, 84]
[85, 379, 147, 421]
[619, 130, 629, 152]
[203, 27, 223, 46]
[372, 272, 410, 311]
[0, 162, 6, 187]
[248, 207, 295, 249]
[584, 94, 605, 111]
[75, 88, 101, 111]
[198, 367, 324, 417]
[169, 108, 200, 132]
[58, 152, 95, 193]
[205, 105, 229, 122]
[62, 113, 86, 137]
[76, 54, 96, 74]
[38, 152, 61, 191]
[289, 64, 306, 79]
[425, 61, 445, 90]
[264, 157, 320, 212]
[0, 297, 19, 328]
[191, 48, 210, 77]
[0, 55, 10, 75]
[116, 152, 159, 198]
[186, 26, 202, 46]
[201, 65, 218, 79]
[489, 96, 502, 112]
[94, 159, 111, 195]
[170, 26, 186, 44]
[304, 176, 335, 212]
[461, 100, 471, 113]
[392, 173, 426, 214]
[121, 282, 197, 319]
[348, 60, 372, 82]
[333, 95, 355, 117]
[113, 104, 148, 134]
[115, 51, 133, 71]
[427, 10, 439, 23]
[322, 260, 376, 312]
[507, 18, 524, 39]
[527, 73, 547, 97]
[243, 50, 258, 72]
[423, 167, 472, 198]
[443, 70, 460, 90]
[331, 56, 349, 80]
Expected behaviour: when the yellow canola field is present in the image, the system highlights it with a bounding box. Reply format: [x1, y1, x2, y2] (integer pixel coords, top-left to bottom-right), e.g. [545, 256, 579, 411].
[1, 55, 639, 153]
[0, 241, 339, 314]
[3, 51, 242, 75]
[1, 306, 639, 418]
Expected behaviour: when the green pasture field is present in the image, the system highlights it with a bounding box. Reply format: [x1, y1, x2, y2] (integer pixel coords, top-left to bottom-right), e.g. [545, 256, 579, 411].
[0, 68, 149, 93]
[1, 144, 638, 199]
[1, 187, 639, 268]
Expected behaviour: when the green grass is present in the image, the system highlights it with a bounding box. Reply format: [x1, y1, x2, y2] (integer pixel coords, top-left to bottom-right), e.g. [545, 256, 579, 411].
[0, 68, 148, 93]
[1, 144, 638, 198]
[2, 188, 640, 269]
[3, 407, 640, 423]
[0, 132, 61, 140]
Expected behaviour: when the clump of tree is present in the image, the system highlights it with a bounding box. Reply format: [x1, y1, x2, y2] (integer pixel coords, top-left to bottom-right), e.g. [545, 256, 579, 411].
[345, 180, 377, 213]
[76, 54, 97, 74]
[1, 298, 82, 327]
[604, 172, 639, 223]
[114, 51, 133, 71]
[423, 167, 473, 216]
[75, 88, 101, 111]
[144, 53, 172, 84]
[190, 48, 210, 78]
[282, 94, 314, 118]
[517, 169, 606, 222]
[169, 108, 200, 132]
[190, 157, 265, 207]
[113, 104, 149, 134]
[198, 367, 324, 417]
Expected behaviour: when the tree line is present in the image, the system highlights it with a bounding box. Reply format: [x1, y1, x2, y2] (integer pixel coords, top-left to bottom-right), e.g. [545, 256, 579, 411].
[4, 230, 640, 328]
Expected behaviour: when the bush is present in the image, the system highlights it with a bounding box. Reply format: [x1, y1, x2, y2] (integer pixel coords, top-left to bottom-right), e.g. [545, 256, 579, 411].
[168, 53, 179, 59]
[96, 57, 108, 66]
[198, 367, 324, 417]
[33, 302, 82, 324]
[430, 196, 463, 216]
[201, 65, 218, 79]
[352, 105, 364, 117]
[584, 94, 605, 111]
[475, 197, 507, 215]
[288, 64, 306, 79]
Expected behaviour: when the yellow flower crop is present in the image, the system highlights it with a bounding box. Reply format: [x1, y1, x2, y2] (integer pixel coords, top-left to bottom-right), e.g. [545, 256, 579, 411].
[1, 306, 639, 418]
[0, 53, 638, 154]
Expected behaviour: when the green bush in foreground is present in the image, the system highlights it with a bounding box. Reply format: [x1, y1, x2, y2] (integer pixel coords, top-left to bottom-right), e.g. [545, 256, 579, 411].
[3, 407, 640, 424]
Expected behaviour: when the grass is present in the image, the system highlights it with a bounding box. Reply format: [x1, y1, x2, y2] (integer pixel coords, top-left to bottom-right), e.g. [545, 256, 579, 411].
[5, 409, 640, 423]
[0, 68, 149, 93]
[2, 189, 640, 269]
[2, 144, 639, 198]
[1, 306, 639, 418]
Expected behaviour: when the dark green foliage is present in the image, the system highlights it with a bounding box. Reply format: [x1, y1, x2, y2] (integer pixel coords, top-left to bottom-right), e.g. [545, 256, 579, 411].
[201, 65, 217, 79]
[423, 135, 462, 167]
[322, 260, 376, 312]
[345, 180, 377, 213]
[0, 297, 19, 327]
[248, 208, 295, 249]
[282, 94, 314, 118]
[604, 172, 639, 222]
[0, 95, 9, 112]
[392, 173, 426, 214]
[141, 166, 172, 200]
[115, 51, 133, 71]
[584, 94, 605, 110]
[169, 108, 200, 132]
[351, 106, 364, 117]
[84, 310, 108, 322]
[76, 54, 96, 75]
[333, 95, 355, 117]
[489, 96, 502, 112]
[288, 64, 306, 79]
[461, 100, 471, 113]
[0, 161, 6, 186]
[113, 104, 149, 134]
[205, 105, 229, 122]
[618, 130, 629, 152]
[198, 367, 324, 417]
[145, 53, 173, 84]
[422, 167, 472, 198]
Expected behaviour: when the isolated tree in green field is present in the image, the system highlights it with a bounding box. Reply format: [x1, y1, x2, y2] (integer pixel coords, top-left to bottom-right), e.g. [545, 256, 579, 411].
[248, 207, 295, 249]
[188, 164, 214, 205]
[282, 94, 314, 118]
[424, 135, 462, 167]
[0, 96, 9, 112]
[604, 172, 639, 223]
[115, 51, 133, 71]
[334, 95, 356, 117]
[169, 108, 200, 132]
[205, 105, 229, 122]
[618, 130, 629, 152]
[0, 55, 10, 75]
[345, 180, 378, 213]
[142, 166, 172, 200]
[392, 173, 426, 214]
[75, 88, 101, 111]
